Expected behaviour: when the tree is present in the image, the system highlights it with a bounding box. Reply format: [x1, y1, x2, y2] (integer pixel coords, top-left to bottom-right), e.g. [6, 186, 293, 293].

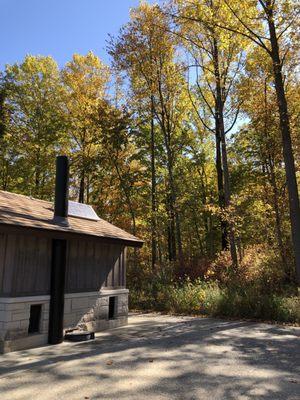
[62, 52, 110, 203]
[110, 3, 190, 270]
[171, 0, 246, 266]
[0, 73, 13, 191]
[221, 0, 300, 282]
[170, 0, 300, 281]
[236, 46, 291, 275]
[3, 56, 66, 198]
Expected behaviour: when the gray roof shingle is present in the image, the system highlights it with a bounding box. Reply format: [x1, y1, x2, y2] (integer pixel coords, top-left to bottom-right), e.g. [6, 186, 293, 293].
[0, 191, 143, 247]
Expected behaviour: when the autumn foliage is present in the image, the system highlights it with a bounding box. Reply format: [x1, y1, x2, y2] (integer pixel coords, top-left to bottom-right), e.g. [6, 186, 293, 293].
[0, 1, 300, 320]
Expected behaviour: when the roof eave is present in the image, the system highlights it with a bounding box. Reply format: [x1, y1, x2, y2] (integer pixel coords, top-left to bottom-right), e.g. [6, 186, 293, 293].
[0, 222, 144, 248]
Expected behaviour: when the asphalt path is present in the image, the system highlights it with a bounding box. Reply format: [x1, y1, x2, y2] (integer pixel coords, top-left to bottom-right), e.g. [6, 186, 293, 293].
[0, 313, 299, 399]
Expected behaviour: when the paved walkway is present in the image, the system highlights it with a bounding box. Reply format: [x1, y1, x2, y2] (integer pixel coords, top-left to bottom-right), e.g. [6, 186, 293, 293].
[0, 313, 299, 399]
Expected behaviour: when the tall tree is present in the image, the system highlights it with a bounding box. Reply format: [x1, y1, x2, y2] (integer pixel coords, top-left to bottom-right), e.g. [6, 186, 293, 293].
[237, 46, 290, 275]
[4, 56, 66, 198]
[171, 0, 245, 265]
[110, 3, 189, 269]
[62, 52, 110, 203]
[172, 0, 300, 281]
[220, 0, 300, 282]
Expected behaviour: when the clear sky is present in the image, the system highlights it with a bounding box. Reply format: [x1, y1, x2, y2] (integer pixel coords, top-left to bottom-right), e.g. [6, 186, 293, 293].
[0, 0, 155, 70]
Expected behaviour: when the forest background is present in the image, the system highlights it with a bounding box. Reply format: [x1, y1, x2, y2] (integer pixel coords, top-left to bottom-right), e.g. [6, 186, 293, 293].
[0, 0, 299, 322]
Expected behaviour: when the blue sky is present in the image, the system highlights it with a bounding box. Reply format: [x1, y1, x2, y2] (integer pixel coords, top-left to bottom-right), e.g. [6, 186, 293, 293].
[0, 0, 155, 70]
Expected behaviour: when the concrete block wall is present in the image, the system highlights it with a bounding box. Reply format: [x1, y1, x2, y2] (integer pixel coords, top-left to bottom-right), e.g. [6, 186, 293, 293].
[0, 289, 129, 354]
[0, 297, 49, 341]
[0, 296, 49, 353]
[63, 289, 129, 331]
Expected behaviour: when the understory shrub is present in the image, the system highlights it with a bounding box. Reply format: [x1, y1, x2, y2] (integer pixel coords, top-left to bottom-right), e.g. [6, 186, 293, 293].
[206, 244, 295, 289]
[210, 288, 300, 322]
[129, 278, 300, 323]
[128, 245, 299, 323]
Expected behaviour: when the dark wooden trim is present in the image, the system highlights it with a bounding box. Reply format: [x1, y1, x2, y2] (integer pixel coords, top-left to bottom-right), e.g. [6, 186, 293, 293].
[0, 223, 143, 248]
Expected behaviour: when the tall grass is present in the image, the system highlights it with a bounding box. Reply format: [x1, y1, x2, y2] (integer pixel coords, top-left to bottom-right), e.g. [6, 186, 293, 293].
[129, 245, 299, 323]
[130, 278, 300, 323]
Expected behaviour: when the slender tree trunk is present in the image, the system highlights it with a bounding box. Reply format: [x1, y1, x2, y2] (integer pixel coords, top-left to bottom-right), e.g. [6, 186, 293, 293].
[208, 211, 214, 257]
[269, 161, 288, 276]
[150, 95, 157, 270]
[156, 73, 179, 263]
[192, 208, 204, 256]
[86, 174, 90, 205]
[263, 78, 288, 277]
[266, 4, 300, 282]
[79, 170, 85, 203]
[215, 114, 228, 250]
[198, 169, 208, 256]
[161, 120, 177, 262]
[192, 148, 210, 255]
[175, 210, 184, 272]
[0, 87, 6, 139]
[213, 37, 238, 267]
[158, 234, 163, 265]
[35, 150, 41, 197]
[167, 153, 180, 264]
[166, 191, 177, 261]
[114, 160, 137, 236]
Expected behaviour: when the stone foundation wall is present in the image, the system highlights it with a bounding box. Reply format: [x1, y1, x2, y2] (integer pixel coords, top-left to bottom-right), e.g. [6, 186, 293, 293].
[64, 289, 128, 331]
[0, 289, 129, 353]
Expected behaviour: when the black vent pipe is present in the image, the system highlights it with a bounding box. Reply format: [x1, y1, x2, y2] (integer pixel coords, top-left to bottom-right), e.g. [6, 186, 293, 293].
[53, 155, 69, 226]
[48, 239, 67, 345]
[48, 155, 69, 345]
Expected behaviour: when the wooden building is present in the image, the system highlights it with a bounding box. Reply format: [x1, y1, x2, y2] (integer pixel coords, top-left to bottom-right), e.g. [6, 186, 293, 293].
[0, 157, 143, 353]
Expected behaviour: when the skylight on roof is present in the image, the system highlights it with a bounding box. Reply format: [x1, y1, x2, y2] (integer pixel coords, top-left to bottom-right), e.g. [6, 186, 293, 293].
[68, 201, 100, 221]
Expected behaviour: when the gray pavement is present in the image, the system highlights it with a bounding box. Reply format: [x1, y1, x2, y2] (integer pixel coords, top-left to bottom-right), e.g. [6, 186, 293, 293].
[0, 313, 299, 400]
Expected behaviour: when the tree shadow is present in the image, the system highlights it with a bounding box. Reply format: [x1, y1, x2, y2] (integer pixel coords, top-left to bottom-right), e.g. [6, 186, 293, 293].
[0, 315, 299, 399]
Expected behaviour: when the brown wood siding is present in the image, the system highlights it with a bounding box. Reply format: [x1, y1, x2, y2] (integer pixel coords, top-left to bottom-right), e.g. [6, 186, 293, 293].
[1, 234, 51, 296]
[65, 240, 126, 293]
[0, 234, 7, 294]
[0, 231, 127, 297]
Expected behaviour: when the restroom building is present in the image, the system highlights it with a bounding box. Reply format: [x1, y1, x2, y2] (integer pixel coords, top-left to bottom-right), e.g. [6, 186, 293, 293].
[0, 156, 143, 353]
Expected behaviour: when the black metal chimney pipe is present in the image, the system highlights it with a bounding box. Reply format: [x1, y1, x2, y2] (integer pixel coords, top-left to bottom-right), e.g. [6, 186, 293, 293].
[48, 239, 67, 345]
[48, 155, 69, 345]
[54, 155, 69, 226]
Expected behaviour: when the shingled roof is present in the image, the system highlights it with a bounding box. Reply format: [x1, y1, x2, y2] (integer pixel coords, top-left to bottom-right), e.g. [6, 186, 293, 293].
[0, 191, 143, 247]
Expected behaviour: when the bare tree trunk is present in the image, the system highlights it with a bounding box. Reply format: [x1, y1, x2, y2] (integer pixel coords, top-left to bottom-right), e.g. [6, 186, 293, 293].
[35, 150, 41, 197]
[215, 115, 228, 250]
[213, 37, 238, 267]
[0, 86, 6, 139]
[175, 210, 184, 272]
[160, 120, 177, 262]
[266, 3, 300, 282]
[78, 170, 85, 203]
[269, 161, 289, 276]
[263, 78, 288, 277]
[167, 149, 182, 265]
[166, 191, 177, 261]
[86, 174, 90, 205]
[208, 211, 214, 257]
[155, 71, 180, 264]
[150, 95, 157, 270]
[114, 160, 137, 236]
[192, 207, 205, 256]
